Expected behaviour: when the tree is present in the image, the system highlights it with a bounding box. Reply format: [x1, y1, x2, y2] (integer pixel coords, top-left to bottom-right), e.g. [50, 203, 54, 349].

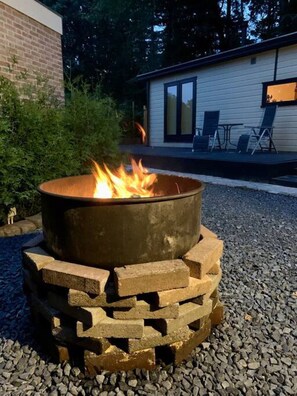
[40, 0, 160, 102]
[40, 0, 297, 109]
[157, 0, 223, 67]
[219, 0, 251, 50]
[279, 0, 297, 34]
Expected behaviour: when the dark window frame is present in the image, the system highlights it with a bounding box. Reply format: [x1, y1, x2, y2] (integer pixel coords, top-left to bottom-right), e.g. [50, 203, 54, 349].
[262, 77, 297, 107]
[164, 77, 197, 142]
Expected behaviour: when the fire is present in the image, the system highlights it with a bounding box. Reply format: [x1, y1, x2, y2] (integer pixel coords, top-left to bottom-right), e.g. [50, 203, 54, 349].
[92, 159, 158, 199]
[135, 122, 147, 144]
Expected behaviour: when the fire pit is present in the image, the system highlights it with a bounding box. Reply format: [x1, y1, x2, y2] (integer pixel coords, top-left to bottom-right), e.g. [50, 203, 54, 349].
[22, 162, 224, 373]
[38, 173, 204, 268]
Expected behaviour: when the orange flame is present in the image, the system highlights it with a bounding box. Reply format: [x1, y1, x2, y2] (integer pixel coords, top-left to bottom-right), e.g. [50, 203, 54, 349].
[135, 122, 147, 144]
[92, 159, 158, 198]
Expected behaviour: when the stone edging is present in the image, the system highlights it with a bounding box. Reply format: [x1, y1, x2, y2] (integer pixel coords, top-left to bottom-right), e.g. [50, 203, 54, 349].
[0, 213, 42, 237]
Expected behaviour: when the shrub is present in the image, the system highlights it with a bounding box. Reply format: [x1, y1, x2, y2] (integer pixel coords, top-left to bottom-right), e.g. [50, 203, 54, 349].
[0, 74, 122, 224]
[64, 80, 122, 169]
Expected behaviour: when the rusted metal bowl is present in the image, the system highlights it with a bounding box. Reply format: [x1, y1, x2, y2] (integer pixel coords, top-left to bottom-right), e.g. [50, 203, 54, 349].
[38, 174, 204, 268]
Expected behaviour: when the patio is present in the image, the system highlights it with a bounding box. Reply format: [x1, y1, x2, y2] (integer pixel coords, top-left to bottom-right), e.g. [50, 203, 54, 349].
[120, 145, 297, 184]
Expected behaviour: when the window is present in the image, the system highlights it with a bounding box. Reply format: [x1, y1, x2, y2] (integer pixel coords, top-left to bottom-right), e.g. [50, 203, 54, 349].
[262, 78, 297, 107]
[164, 77, 196, 142]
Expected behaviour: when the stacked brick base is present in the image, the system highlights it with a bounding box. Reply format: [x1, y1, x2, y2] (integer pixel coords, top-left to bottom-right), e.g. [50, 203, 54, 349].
[22, 225, 224, 374]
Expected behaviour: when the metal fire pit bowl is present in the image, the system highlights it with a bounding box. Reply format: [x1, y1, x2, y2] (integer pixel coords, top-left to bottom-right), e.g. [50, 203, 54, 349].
[38, 174, 204, 268]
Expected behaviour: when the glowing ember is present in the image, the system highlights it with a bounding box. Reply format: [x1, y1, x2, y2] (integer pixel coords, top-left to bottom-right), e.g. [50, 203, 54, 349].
[92, 159, 158, 199]
[135, 122, 147, 144]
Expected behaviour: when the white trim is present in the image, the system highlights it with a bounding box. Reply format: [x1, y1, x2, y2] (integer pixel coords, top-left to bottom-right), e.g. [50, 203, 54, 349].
[1, 0, 63, 34]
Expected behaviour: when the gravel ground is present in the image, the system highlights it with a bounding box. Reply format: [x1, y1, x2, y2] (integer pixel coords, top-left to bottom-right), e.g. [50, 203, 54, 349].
[0, 184, 296, 396]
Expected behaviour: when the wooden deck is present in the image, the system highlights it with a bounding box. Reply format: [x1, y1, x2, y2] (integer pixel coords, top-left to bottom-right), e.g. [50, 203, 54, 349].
[120, 145, 297, 182]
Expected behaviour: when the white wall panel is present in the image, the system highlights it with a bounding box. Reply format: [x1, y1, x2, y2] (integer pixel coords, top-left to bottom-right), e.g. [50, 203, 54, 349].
[149, 46, 297, 151]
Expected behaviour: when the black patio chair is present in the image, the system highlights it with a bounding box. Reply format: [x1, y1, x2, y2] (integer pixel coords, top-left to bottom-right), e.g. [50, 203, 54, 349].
[192, 111, 222, 152]
[244, 105, 278, 155]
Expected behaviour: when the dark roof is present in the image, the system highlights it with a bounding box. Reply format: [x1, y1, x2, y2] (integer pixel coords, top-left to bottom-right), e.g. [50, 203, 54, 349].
[137, 32, 297, 81]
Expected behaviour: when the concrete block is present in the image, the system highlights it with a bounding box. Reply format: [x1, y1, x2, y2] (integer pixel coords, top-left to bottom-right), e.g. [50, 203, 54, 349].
[25, 213, 42, 228]
[210, 301, 224, 326]
[48, 292, 106, 327]
[192, 286, 219, 306]
[23, 246, 54, 272]
[154, 300, 212, 334]
[156, 276, 212, 307]
[189, 314, 209, 331]
[30, 294, 61, 330]
[23, 268, 44, 297]
[127, 326, 192, 353]
[77, 317, 144, 339]
[85, 346, 155, 374]
[0, 224, 21, 237]
[52, 325, 110, 355]
[114, 259, 189, 297]
[163, 320, 211, 364]
[42, 260, 110, 294]
[183, 237, 223, 279]
[208, 260, 221, 275]
[17, 220, 37, 234]
[113, 300, 179, 320]
[68, 285, 136, 308]
[200, 224, 218, 239]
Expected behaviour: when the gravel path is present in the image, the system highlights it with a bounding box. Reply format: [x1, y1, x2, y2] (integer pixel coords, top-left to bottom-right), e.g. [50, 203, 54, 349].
[0, 184, 296, 396]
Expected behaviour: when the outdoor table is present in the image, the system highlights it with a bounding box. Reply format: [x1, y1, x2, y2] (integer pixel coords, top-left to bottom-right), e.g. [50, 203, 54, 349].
[219, 123, 243, 150]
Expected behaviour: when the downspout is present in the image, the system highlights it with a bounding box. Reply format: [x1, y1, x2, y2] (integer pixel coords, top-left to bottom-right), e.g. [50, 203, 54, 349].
[146, 80, 150, 146]
[273, 48, 279, 81]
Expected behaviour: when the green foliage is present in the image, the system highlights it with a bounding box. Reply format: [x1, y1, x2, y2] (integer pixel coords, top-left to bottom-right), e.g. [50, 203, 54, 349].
[64, 79, 122, 167]
[0, 74, 122, 224]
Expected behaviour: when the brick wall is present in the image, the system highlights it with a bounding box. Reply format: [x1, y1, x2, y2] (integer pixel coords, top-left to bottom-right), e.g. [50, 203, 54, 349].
[0, 2, 64, 98]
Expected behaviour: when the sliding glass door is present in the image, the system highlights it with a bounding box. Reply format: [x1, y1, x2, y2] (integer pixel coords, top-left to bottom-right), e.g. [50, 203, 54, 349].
[164, 77, 196, 142]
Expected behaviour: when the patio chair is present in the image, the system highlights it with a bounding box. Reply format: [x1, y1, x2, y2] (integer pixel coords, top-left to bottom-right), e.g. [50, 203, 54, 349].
[192, 111, 222, 152]
[244, 105, 278, 155]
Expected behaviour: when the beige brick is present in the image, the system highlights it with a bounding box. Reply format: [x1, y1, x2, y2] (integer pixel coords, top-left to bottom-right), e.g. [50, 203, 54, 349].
[85, 346, 155, 374]
[113, 300, 179, 320]
[42, 261, 110, 295]
[0, 224, 21, 237]
[208, 269, 222, 296]
[23, 246, 54, 272]
[183, 238, 223, 279]
[189, 314, 209, 331]
[25, 213, 42, 228]
[30, 294, 61, 330]
[114, 259, 189, 297]
[54, 345, 70, 363]
[68, 286, 136, 308]
[77, 317, 144, 339]
[200, 224, 218, 239]
[48, 292, 106, 327]
[208, 260, 221, 275]
[211, 294, 219, 310]
[23, 268, 45, 297]
[192, 270, 222, 312]
[210, 301, 224, 326]
[154, 300, 213, 334]
[164, 320, 211, 364]
[156, 276, 212, 307]
[192, 286, 219, 306]
[17, 220, 37, 234]
[52, 326, 110, 355]
[127, 326, 192, 353]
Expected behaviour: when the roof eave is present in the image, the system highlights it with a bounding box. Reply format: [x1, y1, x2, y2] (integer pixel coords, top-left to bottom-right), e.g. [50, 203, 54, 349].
[137, 32, 297, 81]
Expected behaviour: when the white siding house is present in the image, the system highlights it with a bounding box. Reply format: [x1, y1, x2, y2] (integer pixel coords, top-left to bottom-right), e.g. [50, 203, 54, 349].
[137, 33, 297, 152]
